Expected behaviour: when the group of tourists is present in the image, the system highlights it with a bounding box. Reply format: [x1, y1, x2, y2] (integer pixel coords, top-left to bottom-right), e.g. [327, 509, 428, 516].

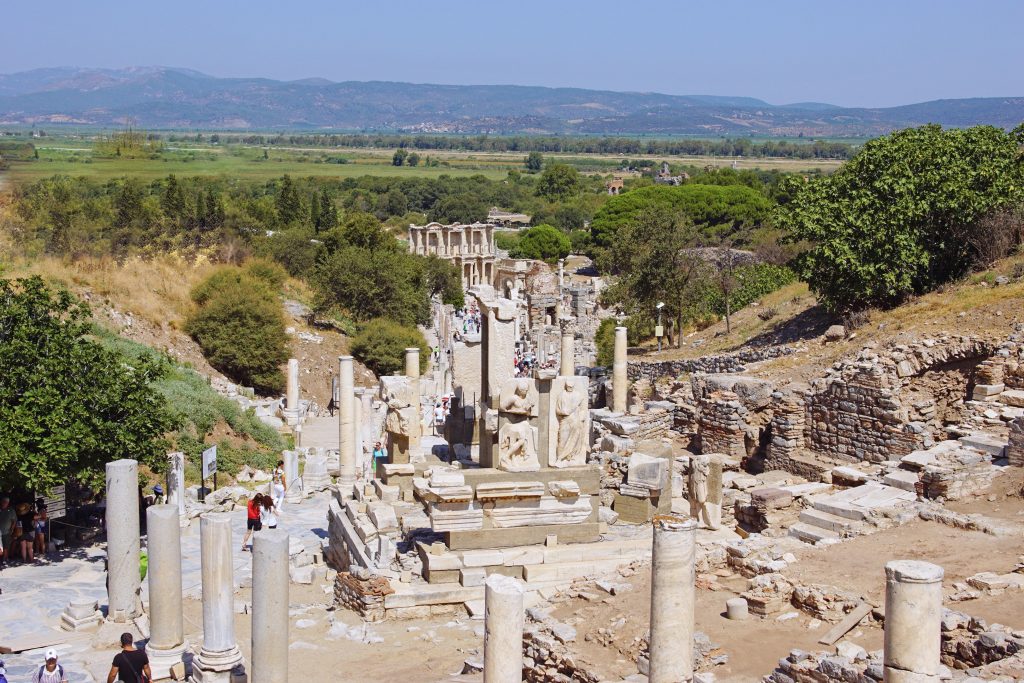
[19, 631, 151, 683]
[0, 495, 48, 565]
[239, 459, 286, 551]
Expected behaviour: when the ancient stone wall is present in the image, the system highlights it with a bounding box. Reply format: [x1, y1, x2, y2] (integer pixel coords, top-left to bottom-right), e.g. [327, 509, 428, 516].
[696, 391, 748, 458]
[626, 345, 796, 382]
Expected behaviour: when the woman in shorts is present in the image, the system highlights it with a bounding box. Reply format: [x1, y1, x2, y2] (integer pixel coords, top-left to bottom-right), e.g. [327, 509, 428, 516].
[240, 493, 263, 552]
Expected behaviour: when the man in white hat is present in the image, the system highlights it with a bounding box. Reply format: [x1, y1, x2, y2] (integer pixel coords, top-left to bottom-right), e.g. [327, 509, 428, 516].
[32, 649, 67, 683]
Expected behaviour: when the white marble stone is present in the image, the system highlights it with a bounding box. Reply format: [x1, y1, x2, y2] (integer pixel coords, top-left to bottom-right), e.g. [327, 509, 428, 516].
[884, 560, 944, 682]
[649, 517, 697, 683]
[483, 574, 525, 683]
[251, 529, 289, 683]
[106, 459, 141, 622]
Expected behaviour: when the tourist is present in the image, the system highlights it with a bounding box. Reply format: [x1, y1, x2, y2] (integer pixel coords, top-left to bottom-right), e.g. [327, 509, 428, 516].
[0, 658, 7, 683]
[105, 632, 150, 683]
[17, 501, 37, 563]
[33, 498, 48, 557]
[371, 441, 388, 480]
[0, 496, 15, 564]
[433, 403, 445, 435]
[33, 649, 67, 683]
[271, 460, 286, 509]
[259, 495, 278, 530]
[152, 484, 166, 505]
[240, 493, 263, 552]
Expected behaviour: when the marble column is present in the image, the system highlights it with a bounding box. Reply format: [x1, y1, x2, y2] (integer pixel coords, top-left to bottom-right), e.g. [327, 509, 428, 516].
[359, 389, 374, 449]
[145, 504, 187, 679]
[559, 324, 574, 377]
[192, 514, 244, 682]
[338, 355, 357, 495]
[251, 529, 289, 683]
[612, 326, 628, 414]
[648, 517, 697, 683]
[884, 560, 944, 683]
[405, 347, 422, 447]
[106, 459, 141, 622]
[558, 259, 564, 289]
[284, 450, 301, 503]
[354, 390, 364, 479]
[483, 574, 525, 683]
[286, 358, 299, 414]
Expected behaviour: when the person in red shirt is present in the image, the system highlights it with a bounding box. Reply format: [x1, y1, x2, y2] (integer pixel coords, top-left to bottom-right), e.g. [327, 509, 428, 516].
[240, 493, 264, 552]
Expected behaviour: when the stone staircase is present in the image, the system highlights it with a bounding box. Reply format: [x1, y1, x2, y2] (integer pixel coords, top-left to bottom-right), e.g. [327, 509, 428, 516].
[788, 483, 916, 544]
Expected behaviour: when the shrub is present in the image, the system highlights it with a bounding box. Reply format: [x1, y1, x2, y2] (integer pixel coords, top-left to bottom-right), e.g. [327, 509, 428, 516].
[756, 307, 778, 321]
[186, 266, 289, 394]
[351, 318, 429, 376]
[595, 316, 651, 367]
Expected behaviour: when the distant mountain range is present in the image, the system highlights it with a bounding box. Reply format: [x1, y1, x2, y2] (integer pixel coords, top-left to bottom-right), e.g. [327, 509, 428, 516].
[0, 67, 1021, 137]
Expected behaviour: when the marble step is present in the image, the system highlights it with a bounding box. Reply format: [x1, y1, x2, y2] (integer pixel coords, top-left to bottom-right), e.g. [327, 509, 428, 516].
[798, 508, 860, 533]
[811, 498, 868, 521]
[788, 521, 841, 544]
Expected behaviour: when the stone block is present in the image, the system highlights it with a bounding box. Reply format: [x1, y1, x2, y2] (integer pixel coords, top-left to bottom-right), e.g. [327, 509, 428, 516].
[999, 389, 1024, 407]
[972, 383, 1005, 400]
[626, 452, 669, 490]
[367, 502, 399, 531]
[459, 567, 487, 587]
[461, 549, 505, 567]
[882, 469, 919, 492]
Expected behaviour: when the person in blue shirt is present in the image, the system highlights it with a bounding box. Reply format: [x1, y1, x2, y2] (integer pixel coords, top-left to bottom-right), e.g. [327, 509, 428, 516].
[371, 442, 388, 480]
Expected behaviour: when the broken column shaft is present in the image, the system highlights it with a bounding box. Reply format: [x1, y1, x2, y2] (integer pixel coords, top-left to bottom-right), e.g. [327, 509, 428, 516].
[648, 516, 697, 683]
[884, 560, 944, 682]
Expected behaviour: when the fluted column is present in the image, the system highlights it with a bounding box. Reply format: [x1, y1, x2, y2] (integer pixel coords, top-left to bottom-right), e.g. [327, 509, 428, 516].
[338, 355, 357, 495]
[648, 517, 697, 683]
[106, 459, 140, 622]
[405, 347, 422, 447]
[612, 326, 628, 413]
[146, 504, 187, 679]
[251, 529, 289, 683]
[191, 514, 244, 682]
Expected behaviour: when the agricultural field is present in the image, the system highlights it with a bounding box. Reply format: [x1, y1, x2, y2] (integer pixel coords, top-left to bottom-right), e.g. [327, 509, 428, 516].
[0, 133, 844, 186]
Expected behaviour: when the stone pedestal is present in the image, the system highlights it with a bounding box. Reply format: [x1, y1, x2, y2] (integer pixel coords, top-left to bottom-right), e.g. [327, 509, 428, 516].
[106, 459, 141, 622]
[884, 560, 943, 683]
[251, 530, 289, 683]
[302, 448, 331, 492]
[612, 326, 628, 414]
[283, 450, 302, 503]
[146, 504, 188, 680]
[191, 514, 245, 683]
[483, 574, 525, 683]
[648, 516, 697, 683]
[338, 355, 357, 495]
[60, 599, 103, 631]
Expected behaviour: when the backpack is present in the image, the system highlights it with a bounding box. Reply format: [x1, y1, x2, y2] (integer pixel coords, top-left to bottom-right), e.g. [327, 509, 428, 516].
[36, 664, 63, 682]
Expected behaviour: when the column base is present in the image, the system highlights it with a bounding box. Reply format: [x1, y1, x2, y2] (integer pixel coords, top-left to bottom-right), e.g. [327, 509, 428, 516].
[883, 667, 939, 682]
[191, 645, 245, 683]
[336, 475, 357, 500]
[147, 640, 188, 681]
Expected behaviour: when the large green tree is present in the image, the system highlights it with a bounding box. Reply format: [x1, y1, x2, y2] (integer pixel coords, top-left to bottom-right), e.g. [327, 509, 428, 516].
[0, 277, 174, 491]
[590, 183, 773, 251]
[602, 208, 709, 347]
[510, 224, 571, 262]
[536, 164, 581, 200]
[776, 124, 1024, 312]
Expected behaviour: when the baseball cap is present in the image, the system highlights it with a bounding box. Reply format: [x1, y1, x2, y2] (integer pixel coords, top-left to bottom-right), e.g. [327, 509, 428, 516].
[45, 648, 58, 661]
[153, 484, 164, 494]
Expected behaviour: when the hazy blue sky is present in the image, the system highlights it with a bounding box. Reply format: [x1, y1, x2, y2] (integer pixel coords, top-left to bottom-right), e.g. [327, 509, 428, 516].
[2, 0, 1022, 107]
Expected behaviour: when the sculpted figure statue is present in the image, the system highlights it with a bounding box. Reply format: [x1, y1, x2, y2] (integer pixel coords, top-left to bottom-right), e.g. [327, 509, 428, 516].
[498, 421, 539, 472]
[500, 378, 536, 416]
[688, 454, 722, 530]
[554, 380, 586, 466]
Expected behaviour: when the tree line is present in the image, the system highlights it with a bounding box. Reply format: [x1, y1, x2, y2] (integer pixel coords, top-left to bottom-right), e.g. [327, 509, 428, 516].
[162, 132, 858, 160]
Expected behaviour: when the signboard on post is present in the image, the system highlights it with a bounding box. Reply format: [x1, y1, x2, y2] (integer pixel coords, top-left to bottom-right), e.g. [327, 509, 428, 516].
[42, 485, 66, 521]
[654, 325, 664, 338]
[202, 446, 218, 479]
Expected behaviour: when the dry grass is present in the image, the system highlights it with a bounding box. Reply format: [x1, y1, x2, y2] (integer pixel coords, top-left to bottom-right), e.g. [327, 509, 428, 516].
[5, 253, 217, 328]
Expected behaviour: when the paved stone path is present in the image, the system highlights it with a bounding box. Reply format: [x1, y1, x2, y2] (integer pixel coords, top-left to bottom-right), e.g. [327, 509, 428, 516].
[0, 491, 335, 682]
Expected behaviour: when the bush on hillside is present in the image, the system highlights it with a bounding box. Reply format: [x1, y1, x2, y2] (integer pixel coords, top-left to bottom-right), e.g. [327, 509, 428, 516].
[776, 124, 1024, 312]
[350, 318, 429, 377]
[94, 326, 286, 479]
[186, 266, 289, 394]
[595, 316, 652, 368]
